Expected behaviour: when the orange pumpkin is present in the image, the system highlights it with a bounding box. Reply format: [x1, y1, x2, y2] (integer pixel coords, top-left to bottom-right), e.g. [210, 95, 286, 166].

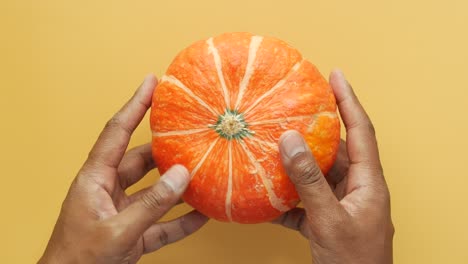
[150, 32, 340, 224]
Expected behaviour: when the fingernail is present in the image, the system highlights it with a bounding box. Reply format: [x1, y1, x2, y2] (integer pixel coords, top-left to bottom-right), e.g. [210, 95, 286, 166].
[280, 131, 307, 158]
[160, 165, 189, 194]
[335, 69, 350, 87]
[334, 68, 344, 79]
[140, 74, 157, 90]
[144, 73, 156, 82]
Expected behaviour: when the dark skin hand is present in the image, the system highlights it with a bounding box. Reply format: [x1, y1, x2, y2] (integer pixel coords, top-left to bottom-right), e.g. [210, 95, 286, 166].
[274, 70, 394, 264]
[40, 70, 393, 264]
[39, 75, 208, 264]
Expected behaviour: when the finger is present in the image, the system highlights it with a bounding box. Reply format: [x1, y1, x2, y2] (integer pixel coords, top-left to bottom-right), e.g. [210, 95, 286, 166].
[114, 165, 190, 242]
[142, 210, 208, 254]
[126, 185, 184, 206]
[86, 74, 157, 168]
[279, 130, 341, 215]
[271, 208, 309, 238]
[118, 143, 155, 189]
[329, 69, 381, 171]
[116, 186, 184, 212]
[326, 139, 349, 186]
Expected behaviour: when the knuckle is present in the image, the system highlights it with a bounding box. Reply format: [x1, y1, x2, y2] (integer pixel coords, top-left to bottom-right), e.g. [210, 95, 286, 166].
[389, 222, 396, 237]
[140, 182, 174, 210]
[365, 119, 376, 135]
[86, 150, 94, 160]
[382, 185, 391, 200]
[375, 163, 384, 174]
[91, 221, 135, 254]
[105, 115, 132, 136]
[295, 212, 306, 231]
[278, 211, 290, 226]
[85, 151, 101, 166]
[360, 162, 384, 176]
[158, 227, 170, 247]
[109, 222, 124, 239]
[372, 183, 391, 205]
[382, 191, 392, 209]
[290, 153, 323, 186]
[178, 216, 191, 236]
[105, 116, 123, 130]
[98, 221, 125, 242]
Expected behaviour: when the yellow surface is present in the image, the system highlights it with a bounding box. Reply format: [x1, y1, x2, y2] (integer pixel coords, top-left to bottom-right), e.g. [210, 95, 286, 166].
[1, 1, 467, 263]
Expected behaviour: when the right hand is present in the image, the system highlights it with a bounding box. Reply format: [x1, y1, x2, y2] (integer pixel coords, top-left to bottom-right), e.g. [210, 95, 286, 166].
[274, 70, 394, 264]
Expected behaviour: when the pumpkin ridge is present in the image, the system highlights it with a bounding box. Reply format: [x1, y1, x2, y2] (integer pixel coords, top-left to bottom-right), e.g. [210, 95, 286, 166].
[234, 35, 263, 110]
[160, 75, 219, 116]
[242, 59, 304, 115]
[225, 141, 233, 221]
[248, 111, 337, 127]
[207, 37, 230, 109]
[152, 127, 210, 137]
[248, 137, 278, 151]
[190, 137, 219, 178]
[151, 33, 340, 223]
[238, 140, 289, 212]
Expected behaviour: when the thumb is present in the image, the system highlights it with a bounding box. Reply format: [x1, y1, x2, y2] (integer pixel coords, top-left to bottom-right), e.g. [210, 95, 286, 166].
[113, 165, 190, 242]
[279, 130, 340, 215]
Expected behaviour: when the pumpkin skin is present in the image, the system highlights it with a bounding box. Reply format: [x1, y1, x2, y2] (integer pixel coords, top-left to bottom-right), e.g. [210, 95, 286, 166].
[150, 32, 340, 224]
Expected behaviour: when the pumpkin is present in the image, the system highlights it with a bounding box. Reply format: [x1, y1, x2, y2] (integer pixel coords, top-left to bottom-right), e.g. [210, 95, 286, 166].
[150, 32, 340, 224]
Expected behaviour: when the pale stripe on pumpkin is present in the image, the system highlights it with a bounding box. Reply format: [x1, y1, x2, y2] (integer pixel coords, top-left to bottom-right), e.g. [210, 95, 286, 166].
[243, 60, 303, 115]
[207, 37, 230, 109]
[234, 35, 263, 110]
[160, 75, 219, 116]
[239, 140, 289, 212]
[152, 128, 210, 137]
[248, 111, 337, 126]
[248, 137, 278, 151]
[190, 137, 220, 179]
[225, 141, 233, 221]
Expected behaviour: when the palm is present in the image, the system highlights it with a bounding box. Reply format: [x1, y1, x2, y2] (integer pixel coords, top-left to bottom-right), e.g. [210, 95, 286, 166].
[85, 142, 155, 215]
[77, 144, 156, 262]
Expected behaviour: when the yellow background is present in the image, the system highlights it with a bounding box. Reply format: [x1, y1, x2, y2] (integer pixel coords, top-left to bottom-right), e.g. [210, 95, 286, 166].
[2, 0, 467, 263]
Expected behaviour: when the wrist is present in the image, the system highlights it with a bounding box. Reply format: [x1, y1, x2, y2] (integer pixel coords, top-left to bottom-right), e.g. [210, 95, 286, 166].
[38, 244, 75, 264]
[38, 252, 62, 264]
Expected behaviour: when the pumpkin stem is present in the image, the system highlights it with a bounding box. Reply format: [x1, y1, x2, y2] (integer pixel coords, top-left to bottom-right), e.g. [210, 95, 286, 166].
[210, 109, 253, 140]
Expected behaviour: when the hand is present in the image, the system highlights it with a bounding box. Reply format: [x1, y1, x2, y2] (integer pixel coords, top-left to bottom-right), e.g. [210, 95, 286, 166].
[39, 75, 208, 264]
[274, 70, 394, 264]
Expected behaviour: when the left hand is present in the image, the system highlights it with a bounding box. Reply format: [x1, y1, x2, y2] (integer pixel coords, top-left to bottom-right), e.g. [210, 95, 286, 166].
[272, 70, 394, 263]
[39, 75, 208, 264]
